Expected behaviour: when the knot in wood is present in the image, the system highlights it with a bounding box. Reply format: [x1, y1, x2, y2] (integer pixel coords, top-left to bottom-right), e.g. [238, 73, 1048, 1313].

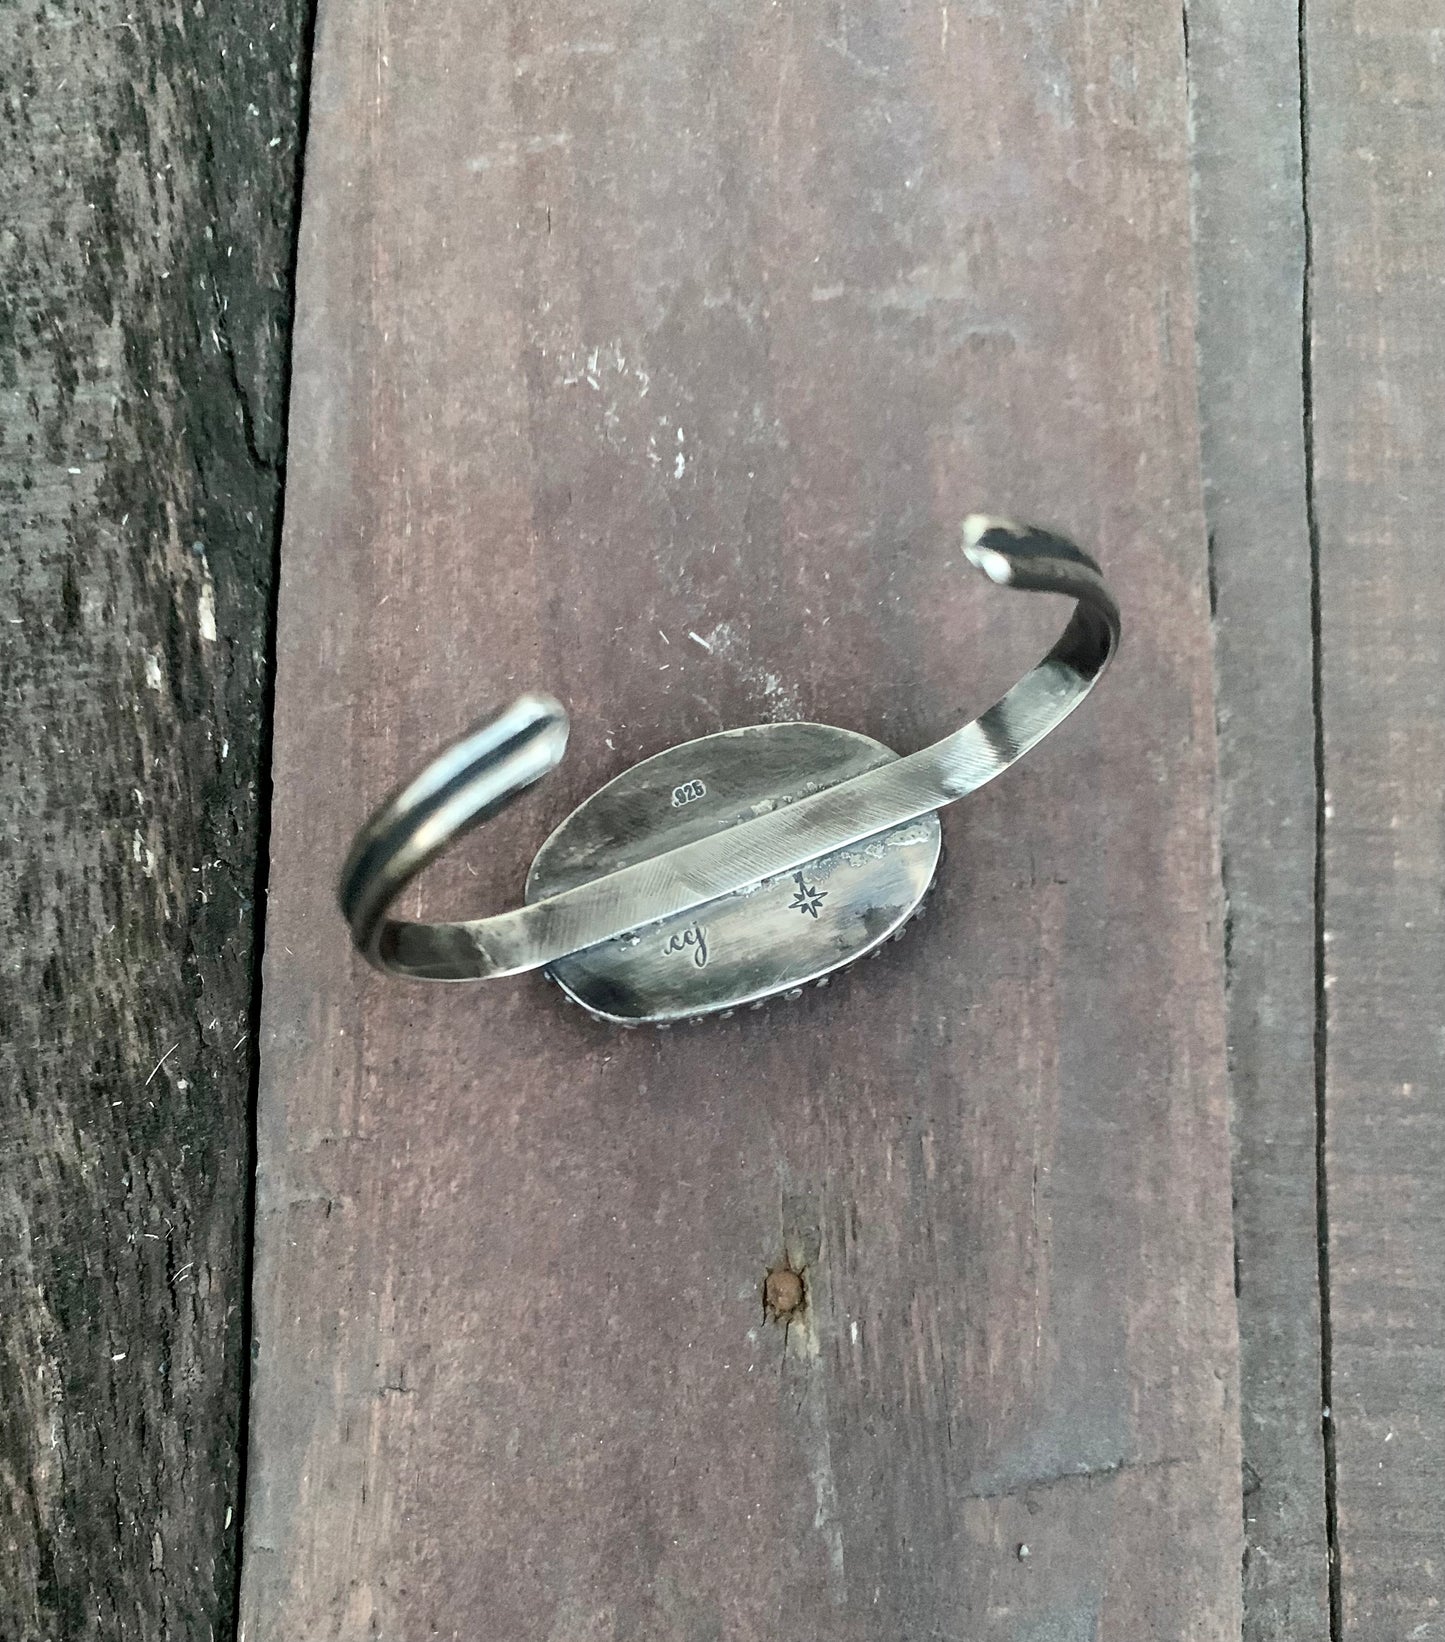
[764, 1265, 804, 1317]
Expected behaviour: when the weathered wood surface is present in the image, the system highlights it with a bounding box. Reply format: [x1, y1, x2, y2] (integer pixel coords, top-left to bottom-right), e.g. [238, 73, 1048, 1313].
[1186, 2, 1330, 1635]
[0, 3, 305, 1637]
[240, 2, 1241, 1637]
[1308, 1, 1445, 1634]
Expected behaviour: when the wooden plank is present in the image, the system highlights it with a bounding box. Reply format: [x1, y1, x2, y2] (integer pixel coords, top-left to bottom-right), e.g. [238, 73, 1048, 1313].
[0, 3, 306, 1637]
[1307, 1, 1445, 1633]
[1186, 2, 1331, 1635]
[240, 3, 1242, 1636]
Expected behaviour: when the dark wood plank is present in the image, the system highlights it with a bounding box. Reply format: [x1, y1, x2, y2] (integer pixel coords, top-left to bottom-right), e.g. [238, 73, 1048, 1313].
[0, 3, 307, 1636]
[1307, 2, 1445, 1633]
[1186, 2, 1331, 1635]
[241, 3, 1242, 1636]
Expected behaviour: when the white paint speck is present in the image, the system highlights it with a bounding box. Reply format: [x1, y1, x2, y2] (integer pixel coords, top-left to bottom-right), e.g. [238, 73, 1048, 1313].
[198, 580, 217, 642]
[131, 829, 158, 879]
[697, 621, 803, 718]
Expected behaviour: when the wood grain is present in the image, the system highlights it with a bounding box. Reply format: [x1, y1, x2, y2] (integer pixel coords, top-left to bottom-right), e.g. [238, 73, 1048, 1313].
[1186, 1, 1331, 1634]
[1307, 1, 1445, 1633]
[240, 3, 1242, 1637]
[0, 3, 306, 1637]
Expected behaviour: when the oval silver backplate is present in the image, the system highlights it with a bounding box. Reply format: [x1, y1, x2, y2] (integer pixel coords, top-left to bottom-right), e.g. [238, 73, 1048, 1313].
[524, 721, 942, 1025]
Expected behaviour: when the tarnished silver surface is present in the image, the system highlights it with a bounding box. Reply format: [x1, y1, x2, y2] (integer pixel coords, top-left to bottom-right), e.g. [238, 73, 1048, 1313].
[525, 724, 941, 1023]
[337, 516, 1121, 1021]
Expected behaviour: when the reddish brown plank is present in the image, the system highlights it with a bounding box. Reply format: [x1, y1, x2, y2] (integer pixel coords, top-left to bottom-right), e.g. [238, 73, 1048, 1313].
[1308, 1, 1445, 1633]
[1186, 1, 1330, 1635]
[240, 4, 1241, 1636]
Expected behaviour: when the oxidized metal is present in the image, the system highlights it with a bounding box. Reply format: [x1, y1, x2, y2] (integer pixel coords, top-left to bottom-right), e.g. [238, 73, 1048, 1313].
[338, 517, 1121, 1024]
[526, 723, 941, 1023]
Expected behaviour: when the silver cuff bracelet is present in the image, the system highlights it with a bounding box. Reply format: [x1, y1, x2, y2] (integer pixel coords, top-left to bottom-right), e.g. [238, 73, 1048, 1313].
[339, 516, 1120, 1025]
